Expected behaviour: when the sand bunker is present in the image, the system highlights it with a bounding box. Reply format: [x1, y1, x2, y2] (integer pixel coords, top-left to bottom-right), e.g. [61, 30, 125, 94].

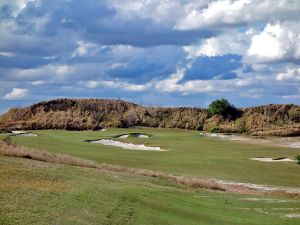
[200, 132, 300, 149]
[11, 131, 38, 137]
[87, 139, 165, 151]
[115, 133, 150, 139]
[250, 157, 296, 162]
[217, 180, 300, 194]
[285, 214, 300, 218]
[286, 142, 300, 148]
[118, 134, 129, 139]
[199, 132, 248, 141]
[137, 134, 149, 138]
[242, 198, 293, 203]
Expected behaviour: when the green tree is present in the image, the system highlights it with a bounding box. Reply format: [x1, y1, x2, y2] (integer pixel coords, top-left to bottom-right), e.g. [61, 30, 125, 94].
[208, 99, 240, 120]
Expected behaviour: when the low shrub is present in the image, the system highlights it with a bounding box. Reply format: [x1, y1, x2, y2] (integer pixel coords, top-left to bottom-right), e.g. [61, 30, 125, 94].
[208, 126, 220, 133]
[3, 135, 13, 145]
[288, 108, 300, 122]
[235, 119, 248, 133]
[297, 155, 300, 164]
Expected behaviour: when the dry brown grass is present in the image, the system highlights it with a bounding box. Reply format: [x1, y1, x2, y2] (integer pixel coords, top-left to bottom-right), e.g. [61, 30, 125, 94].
[99, 164, 225, 191]
[0, 141, 98, 169]
[2, 98, 299, 136]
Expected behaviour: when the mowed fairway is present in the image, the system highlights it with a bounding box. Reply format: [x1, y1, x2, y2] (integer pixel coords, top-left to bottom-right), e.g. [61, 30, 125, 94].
[3, 128, 300, 187]
[1, 156, 300, 225]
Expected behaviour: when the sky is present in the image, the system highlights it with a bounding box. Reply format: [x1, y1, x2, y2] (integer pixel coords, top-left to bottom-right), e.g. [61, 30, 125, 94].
[0, 0, 300, 113]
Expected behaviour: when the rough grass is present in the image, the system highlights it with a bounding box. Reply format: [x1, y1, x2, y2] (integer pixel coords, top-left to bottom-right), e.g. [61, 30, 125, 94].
[1, 156, 300, 225]
[2, 139, 300, 198]
[0, 140, 224, 191]
[0, 140, 98, 169]
[99, 164, 224, 191]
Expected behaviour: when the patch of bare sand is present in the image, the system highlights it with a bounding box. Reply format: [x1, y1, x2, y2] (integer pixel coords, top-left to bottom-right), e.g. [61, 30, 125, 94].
[250, 157, 297, 162]
[88, 139, 165, 151]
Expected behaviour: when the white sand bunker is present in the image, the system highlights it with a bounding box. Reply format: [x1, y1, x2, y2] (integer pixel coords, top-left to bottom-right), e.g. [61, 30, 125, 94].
[285, 214, 300, 218]
[242, 198, 293, 203]
[217, 180, 300, 194]
[250, 157, 296, 162]
[138, 134, 149, 138]
[286, 142, 300, 148]
[88, 139, 165, 151]
[199, 132, 248, 141]
[116, 133, 150, 139]
[118, 134, 129, 139]
[11, 131, 38, 137]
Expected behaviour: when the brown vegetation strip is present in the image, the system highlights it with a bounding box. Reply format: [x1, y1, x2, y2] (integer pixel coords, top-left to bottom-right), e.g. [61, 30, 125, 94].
[99, 164, 223, 191]
[1, 140, 300, 198]
[0, 141, 98, 169]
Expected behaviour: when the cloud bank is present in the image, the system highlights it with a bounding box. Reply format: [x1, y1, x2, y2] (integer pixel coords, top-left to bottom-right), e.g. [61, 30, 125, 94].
[0, 0, 299, 112]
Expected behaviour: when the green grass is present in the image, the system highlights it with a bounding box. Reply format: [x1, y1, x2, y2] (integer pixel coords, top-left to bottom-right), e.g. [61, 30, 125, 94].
[3, 128, 300, 187]
[1, 156, 300, 225]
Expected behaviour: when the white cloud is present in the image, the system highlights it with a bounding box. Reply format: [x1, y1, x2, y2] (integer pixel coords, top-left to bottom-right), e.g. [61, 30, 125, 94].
[109, 63, 128, 69]
[0, 51, 15, 57]
[277, 68, 300, 82]
[176, 0, 251, 30]
[2, 88, 29, 100]
[71, 41, 101, 57]
[156, 75, 239, 94]
[55, 65, 71, 75]
[155, 68, 186, 92]
[175, 0, 300, 30]
[30, 80, 45, 85]
[183, 32, 250, 58]
[155, 67, 240, 93]
[8, 64, 75, 81]
[1, 0, 300, 105]
[108, 0, 192, 25]
[153, 63, 300, 97]
[86, 80, 151, 92]
[246, 22, 300, 63]
[0, 0, 38, 17]
[11, 64, 73, 79]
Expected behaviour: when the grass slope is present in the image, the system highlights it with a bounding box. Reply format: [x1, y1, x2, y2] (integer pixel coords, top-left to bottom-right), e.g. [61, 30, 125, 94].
[3, 128, 300, 187]
[1, 156, 300, 225]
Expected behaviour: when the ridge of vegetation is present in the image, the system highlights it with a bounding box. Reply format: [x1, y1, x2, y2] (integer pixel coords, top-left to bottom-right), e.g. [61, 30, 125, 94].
[0, 98, 299, 136]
